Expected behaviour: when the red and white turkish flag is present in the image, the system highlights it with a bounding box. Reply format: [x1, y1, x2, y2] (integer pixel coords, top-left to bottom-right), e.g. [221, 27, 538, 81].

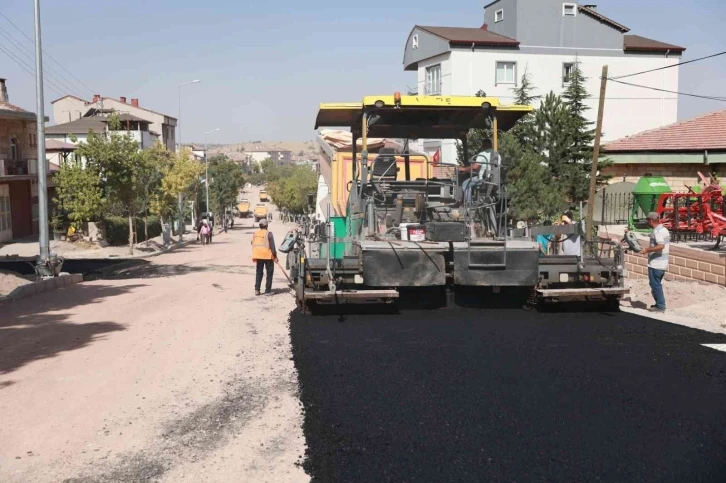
[432, 149, 441, 165]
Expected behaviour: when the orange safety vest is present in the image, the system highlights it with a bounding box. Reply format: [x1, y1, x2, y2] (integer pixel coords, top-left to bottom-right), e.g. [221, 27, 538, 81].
[251, 229, 273, 260]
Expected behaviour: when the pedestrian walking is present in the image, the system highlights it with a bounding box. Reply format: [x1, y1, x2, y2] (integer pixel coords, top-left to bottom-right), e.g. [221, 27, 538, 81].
[251, 218, 278, 296]
[642, 212, 670, 312]
[200, 221, 210, 245]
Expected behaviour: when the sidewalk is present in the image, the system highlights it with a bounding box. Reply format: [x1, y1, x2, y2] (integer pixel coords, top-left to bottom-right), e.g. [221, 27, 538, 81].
[0, 225, 196, 260]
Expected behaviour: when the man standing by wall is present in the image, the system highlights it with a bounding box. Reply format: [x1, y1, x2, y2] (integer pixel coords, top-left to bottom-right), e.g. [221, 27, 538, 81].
[251, 218, 278, 296]
[641, 212, 670, 312]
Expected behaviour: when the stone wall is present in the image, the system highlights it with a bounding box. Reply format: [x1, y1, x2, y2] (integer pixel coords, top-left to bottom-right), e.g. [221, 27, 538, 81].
[0, 119, 36, 161]
[602, 163, 721, 192]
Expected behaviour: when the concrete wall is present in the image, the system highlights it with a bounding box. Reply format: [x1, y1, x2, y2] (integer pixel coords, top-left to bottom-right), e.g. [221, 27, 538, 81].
[499, 0, 624, 49]
[52, 97, 87, 125]
[403, 27, 454, 71]
[484, 0, 518, 41]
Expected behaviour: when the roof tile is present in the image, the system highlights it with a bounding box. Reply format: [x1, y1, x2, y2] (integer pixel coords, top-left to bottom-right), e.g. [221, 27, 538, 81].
[603, 109, 726, 152]
[0, 100, 28, 113]
[417, 26, 519, 46]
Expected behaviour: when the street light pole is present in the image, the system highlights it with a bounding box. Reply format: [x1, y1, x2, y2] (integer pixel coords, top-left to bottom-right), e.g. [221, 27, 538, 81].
[204, 128, 221, 223]
[176, 79, 200, 242]
[34, 0, 50, 267]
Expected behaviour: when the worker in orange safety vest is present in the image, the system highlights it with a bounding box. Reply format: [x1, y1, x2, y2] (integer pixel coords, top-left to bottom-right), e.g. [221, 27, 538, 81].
[251, 218, 278, 296]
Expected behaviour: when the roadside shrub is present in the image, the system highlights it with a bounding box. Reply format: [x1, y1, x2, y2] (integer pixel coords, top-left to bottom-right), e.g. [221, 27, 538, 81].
[104, 216, 162, 245]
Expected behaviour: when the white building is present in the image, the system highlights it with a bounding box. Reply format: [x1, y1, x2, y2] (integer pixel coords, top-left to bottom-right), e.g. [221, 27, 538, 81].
[51, 95, 177, 150]
[45, 114, 158, 156]
[403, 1, 685, 164]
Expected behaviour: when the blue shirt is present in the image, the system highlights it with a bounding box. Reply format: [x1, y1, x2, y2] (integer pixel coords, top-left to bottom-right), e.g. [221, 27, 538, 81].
[536, 234, 552, 256]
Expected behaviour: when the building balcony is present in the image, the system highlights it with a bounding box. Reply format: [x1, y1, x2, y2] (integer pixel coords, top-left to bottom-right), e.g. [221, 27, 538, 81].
[0, 159, 41, 177]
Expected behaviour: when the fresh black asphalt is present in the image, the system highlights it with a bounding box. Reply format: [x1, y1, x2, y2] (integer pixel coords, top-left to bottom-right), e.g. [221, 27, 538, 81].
[290, 307, 726, 483]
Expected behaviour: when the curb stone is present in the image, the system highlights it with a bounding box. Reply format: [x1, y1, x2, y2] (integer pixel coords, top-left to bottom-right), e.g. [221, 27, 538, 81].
[0, 273, 84, 302]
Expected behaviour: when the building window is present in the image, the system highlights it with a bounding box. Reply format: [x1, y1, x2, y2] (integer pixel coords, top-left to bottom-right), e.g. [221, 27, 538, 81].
[0, 185, 10, 234]
[563, 62, 575, 84]
[495, 9, 504, 22]
[563, 3, 577, 16]
[412, 34, 419, 50]
[495, 61, 516, 85]
[10, 138, 18, 160]
[425, 64, 442, 95]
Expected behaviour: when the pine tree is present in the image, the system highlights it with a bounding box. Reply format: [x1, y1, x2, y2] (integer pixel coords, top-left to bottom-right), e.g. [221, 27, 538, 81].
[501, 72, 563, 220]
[456, 90, 492, 164]
[508, 68, 539, 146]
[561, 61, 597, 201]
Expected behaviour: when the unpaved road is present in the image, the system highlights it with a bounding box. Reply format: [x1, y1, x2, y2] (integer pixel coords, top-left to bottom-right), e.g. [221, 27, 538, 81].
[0, 197, 308, 483]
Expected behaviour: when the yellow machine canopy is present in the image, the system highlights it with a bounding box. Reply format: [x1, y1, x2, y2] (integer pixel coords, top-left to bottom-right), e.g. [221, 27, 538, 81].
[314, 94, 533, 144]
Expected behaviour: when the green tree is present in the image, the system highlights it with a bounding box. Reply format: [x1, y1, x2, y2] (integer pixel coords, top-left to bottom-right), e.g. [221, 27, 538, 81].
[53, 155, 105, 228]
[208, 154, 246, 223]
[152, 148, 204, 225]
[500, 71, 563, 220]
[138, 143, 174, 241]
[75, 116, 143, 254]
[265, 164, 317, 215]
[500, 134, 564, 220]
[456, 89, 492, 164]
[561, 61, 610, 201]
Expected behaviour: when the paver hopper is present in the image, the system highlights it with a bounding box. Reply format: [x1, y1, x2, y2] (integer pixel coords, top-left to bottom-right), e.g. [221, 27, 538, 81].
[629, 176, 672, 231]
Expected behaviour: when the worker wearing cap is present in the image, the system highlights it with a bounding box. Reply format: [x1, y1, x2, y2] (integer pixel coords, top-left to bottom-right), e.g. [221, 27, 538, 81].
[641, 212, 670, 312]
[251, 218, 278, 296]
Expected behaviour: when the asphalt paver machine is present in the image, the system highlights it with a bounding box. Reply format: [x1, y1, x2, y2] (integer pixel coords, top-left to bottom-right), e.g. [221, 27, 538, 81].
[282, 93, 543, 312]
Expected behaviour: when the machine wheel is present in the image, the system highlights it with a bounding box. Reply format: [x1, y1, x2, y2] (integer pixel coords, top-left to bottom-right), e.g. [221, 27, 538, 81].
[604, 296, 621, 312]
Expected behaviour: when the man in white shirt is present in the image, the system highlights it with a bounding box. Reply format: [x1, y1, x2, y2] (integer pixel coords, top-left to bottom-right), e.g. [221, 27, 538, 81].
[458, 140, 493, 204]
[561, 212, 581, 257]
[641, 212, 670, 312]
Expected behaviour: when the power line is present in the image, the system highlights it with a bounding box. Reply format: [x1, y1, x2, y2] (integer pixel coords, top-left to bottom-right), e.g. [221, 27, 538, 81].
[607, 78, 726, 102]
[0, 43, 64, 97]
[0, 25, 85, 99]
[0, 10, 96, 96]
[0, 42, 68, 96]
[612, 50, 726, 80]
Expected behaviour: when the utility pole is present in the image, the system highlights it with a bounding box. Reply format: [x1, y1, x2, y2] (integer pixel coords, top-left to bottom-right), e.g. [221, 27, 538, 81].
[34, 0, 50, 268]
[177, 80, 200, 242]
[586, 65, 608, 242]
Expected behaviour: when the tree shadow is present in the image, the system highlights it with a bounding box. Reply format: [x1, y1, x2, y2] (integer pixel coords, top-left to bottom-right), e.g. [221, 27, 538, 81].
[87, 259, 255, 281]
[0, 282, 144, 375]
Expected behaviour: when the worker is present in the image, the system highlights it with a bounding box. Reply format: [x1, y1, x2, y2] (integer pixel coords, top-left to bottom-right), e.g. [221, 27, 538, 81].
[641, 212, 670, 312]
[536, 220, 553, 257]
[458, 139, 493, 204]
[251, 218, 278, 296]
[561, 212, 581, 256]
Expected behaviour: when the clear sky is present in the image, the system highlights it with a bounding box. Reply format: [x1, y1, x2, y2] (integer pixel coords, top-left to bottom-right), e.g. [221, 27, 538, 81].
[1, 0, 724, 144]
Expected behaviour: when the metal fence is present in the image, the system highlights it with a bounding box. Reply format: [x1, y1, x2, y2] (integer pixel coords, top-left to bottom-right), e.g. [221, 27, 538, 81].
[598, 192, 635, 226]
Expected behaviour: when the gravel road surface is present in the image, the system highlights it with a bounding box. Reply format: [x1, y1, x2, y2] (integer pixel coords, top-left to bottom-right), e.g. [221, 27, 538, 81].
[291, 306, 726, 483]
[0, 192, 308, 483]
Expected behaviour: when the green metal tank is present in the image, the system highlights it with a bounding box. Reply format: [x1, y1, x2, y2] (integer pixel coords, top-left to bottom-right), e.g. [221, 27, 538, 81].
[629, 176, 672, 230]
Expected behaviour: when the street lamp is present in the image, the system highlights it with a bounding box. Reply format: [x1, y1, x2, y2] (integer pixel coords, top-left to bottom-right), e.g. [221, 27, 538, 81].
[204, 128, 221, 222]
[176, 79, 200, 242]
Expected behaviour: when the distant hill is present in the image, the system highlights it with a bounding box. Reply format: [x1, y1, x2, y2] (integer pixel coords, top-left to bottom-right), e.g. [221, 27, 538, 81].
[210, 140, 317, 156]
